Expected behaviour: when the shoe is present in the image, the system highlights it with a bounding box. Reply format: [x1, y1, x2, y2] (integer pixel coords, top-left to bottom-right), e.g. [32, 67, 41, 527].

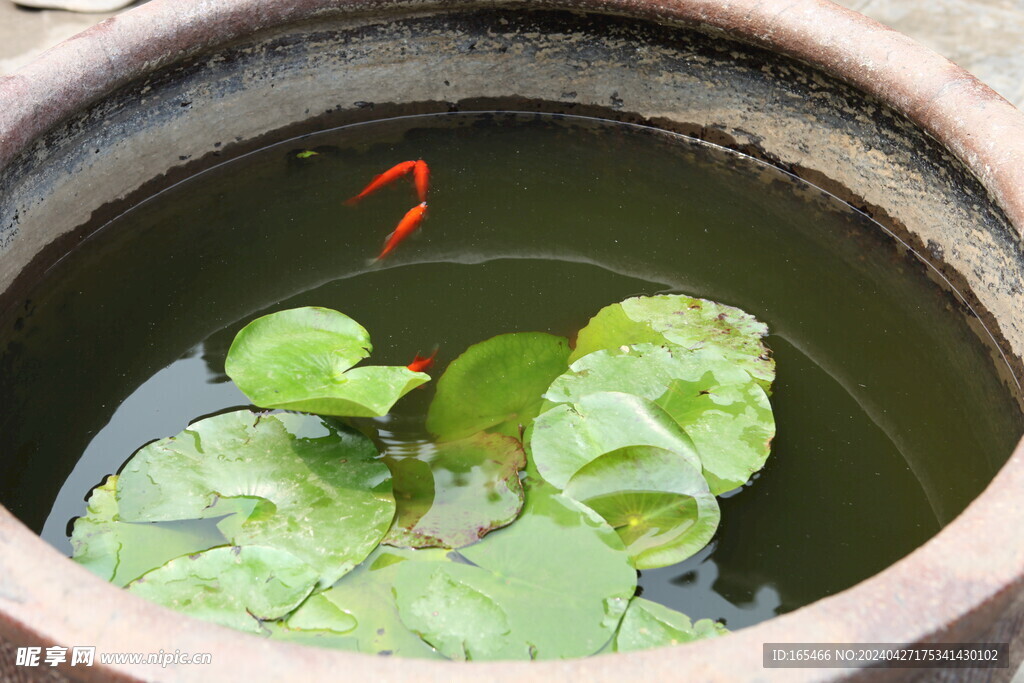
[12, 0, 136, 13]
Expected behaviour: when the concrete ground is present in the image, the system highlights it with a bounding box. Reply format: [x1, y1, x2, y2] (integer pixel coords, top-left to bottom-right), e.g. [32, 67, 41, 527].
[2, 0, 1024, 111]
[840, 0, 1024, 109]
[0, 2, 122, 75]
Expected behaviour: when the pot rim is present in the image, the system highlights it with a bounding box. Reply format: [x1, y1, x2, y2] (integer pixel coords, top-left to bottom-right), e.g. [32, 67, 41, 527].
[2, 1, 1023, 679]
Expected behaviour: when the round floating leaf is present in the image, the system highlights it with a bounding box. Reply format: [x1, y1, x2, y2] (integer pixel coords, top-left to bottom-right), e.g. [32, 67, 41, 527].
[614, 597, 728, 652]
[546, 343, 750, 405]
[545, 343, 775, 494]
[426, 332, 571, 440]
[225, 307, 428, 417]
[227, 306, 370, 385]
[384, 433, 526, 549]
[116, 410, 395, 586]
[128, 545, 319, 634]
[564, 446, 720, 569]
[570, 294, 774, 391]
[277, 547, 449, 659]
[393, 482, 636, 660]
[71, 475, 229, 586]
[529, 391, 702, 489]
[656, 376, 775, 494]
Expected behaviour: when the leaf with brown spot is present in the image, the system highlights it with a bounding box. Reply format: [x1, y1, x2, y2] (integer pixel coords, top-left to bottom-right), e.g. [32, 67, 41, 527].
[570, 294, 774, 392]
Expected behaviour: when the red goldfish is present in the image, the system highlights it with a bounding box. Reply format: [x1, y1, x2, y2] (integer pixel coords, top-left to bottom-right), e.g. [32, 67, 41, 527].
[407, 348, 439, 373]
[346, 160, 416, 205]
[413, 160, 430, 202]
[377, 202, 428, 260]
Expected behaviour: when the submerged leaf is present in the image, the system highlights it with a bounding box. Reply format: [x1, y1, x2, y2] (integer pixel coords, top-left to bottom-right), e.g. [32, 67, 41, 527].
[262, 622, 360, 651]
[570, 294, 774, 391]
[393, 482, 636, 660]
[564, 446, 720, 569]
[277, 546, 449, 659]
[545, 343, 775, 494]
[116, 410, 395, 586]
[401, 569, 511, 660]
[384, 433, 526, 549]
[284, 593, 358, 634]
[225, 307, 428, 417]
[128, 545, 318, 634]
[529, 391, 701, 489]
[426, 332, 571, 440]
[71, 475, 229, 586]
[614, 597, 728, 652]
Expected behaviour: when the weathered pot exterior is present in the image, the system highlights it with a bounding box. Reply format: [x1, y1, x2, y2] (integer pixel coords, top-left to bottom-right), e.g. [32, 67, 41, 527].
[2, 1, 1024, 680]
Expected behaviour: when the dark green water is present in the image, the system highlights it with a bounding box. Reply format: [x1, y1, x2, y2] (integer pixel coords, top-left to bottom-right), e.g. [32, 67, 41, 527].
[1, 111, 1021, 632]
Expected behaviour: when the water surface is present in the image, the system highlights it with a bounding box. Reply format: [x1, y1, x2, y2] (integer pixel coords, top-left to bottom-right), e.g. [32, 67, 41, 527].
[1, 111, 1020, 631]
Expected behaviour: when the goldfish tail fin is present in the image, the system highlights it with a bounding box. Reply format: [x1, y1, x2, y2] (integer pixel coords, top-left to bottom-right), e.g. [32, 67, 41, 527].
[372, 232, 397, 262]
[344, 196, 362, 207]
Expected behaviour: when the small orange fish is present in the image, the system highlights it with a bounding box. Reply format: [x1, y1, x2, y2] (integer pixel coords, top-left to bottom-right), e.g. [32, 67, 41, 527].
[346, 160, 416, 205]
[377, 202, 428, 260]
[413, 160, 430, 202]
[407, 348, 439, 373]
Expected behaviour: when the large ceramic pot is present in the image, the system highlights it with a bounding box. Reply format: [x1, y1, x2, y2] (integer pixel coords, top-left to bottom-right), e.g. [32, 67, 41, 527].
[2, 0, 1024, 680]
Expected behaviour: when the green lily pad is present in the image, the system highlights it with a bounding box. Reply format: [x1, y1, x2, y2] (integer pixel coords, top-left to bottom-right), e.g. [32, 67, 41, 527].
[529, 391, 702, 489]
[399, 568, 511, 660]
[384, 433, 526, 549]
[393, 482, 636, 660]
[564, 446, 720, 569]
[261, 622, 361, 651]
[545, 344, 775, 494]
[656, 376, 775, 494]
[71, 475, 229, 586]
[614, 597, 728, 652]
[277, 547, 449, 659]
[426, 332, 571, 440]
[570, 294, 774, 392]
[546, 343, 751, 405]
[225, 307, 429, 417]
[284, 592, 358, 634]
[128, 545, 319, 634]
[116, 410, 395, 586]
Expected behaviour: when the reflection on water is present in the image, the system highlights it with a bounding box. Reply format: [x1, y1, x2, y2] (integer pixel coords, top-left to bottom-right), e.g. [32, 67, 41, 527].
[41, 351, 249, 548]
[638, 544, 783, 630]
